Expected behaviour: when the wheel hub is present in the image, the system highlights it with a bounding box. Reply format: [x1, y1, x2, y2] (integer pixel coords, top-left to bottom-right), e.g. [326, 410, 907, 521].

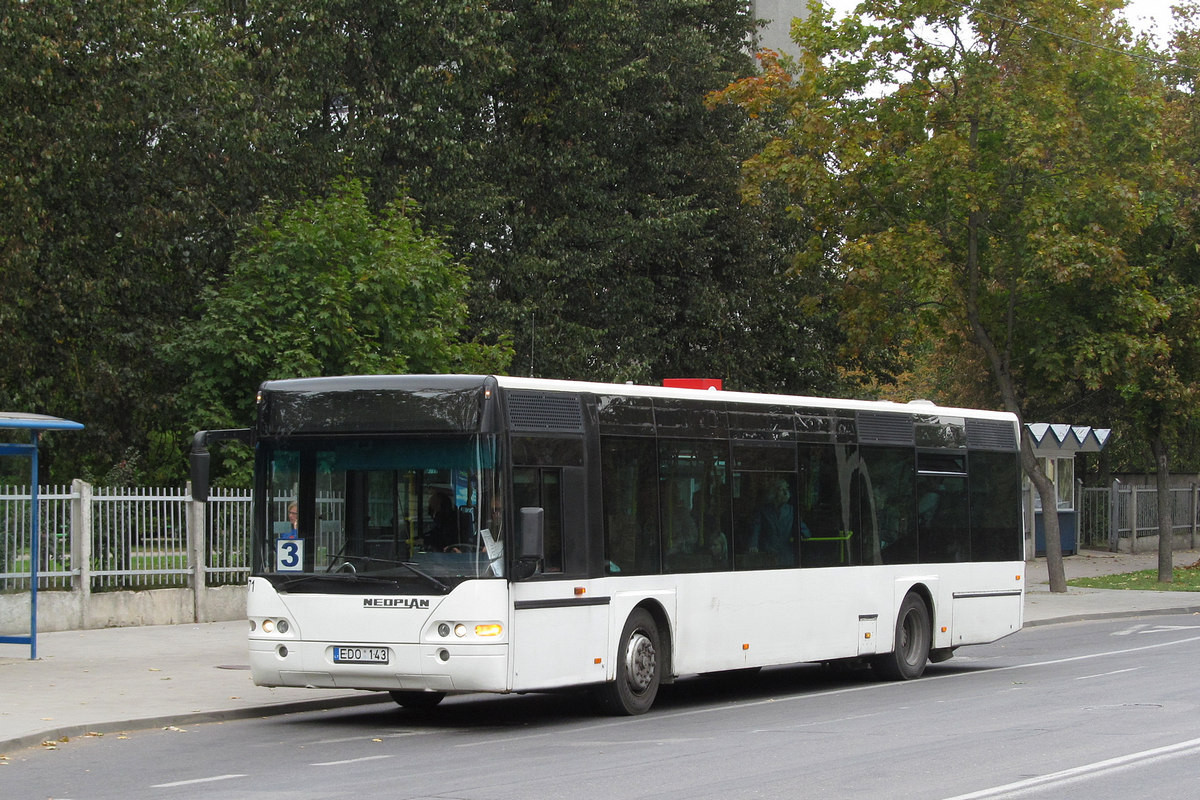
[624, 631, 656, 694]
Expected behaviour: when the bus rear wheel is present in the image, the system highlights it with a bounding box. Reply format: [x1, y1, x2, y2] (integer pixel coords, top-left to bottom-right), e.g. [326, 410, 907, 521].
[389, 690, 445, 710]
[597, 608, 662, 716]
[872, 592, 931, 681]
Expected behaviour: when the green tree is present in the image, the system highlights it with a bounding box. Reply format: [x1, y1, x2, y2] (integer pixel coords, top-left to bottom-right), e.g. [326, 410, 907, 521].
[469, 0, 855, 393]
[712, 0, 1173, 589]
[1130, 2, 1200, 580]
[203, 0, 510, 231]
[0, 1, 317, 481]
[174, 178, 512, 476]
[0, 1, 508, 482]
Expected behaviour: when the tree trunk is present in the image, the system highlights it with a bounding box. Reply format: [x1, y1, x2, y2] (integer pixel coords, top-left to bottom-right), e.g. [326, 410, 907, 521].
[960, 116, 1066, 591]
[1152, 435, 1174, 583]
[1021, 434, 1066, 592]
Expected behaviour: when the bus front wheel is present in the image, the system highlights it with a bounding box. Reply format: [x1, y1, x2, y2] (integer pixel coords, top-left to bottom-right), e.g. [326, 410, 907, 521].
[872, 592, 931, 681]
[597, 608, 662, 716]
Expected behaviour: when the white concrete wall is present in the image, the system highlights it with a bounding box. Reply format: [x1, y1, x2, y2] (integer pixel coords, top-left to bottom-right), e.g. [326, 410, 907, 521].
[0, 584, 246, 635]
[751, 0, 809, 57]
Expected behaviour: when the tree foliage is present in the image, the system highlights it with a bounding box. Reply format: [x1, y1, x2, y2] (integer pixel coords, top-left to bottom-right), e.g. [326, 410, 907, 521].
[711, 0, 1193, 588]
[470, 0, 857, 393]
[174, 178, 512, 438]
[0, 1, 264, 479]
[0, 0, 959, 485]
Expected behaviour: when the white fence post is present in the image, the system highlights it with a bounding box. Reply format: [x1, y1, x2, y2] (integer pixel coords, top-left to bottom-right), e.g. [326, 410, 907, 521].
[187, 482, 207, 623]
[1192, 483, 1198, 551]
[1130, 485, 1139, 554]
[71, 479, 93, 628]
[1109, 479, 1120, 552]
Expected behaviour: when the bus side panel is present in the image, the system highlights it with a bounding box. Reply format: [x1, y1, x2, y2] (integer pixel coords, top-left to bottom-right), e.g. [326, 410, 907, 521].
[671, 569, 888, 674]
[935, 561, 1024, 649]
[949, 589, 1024, 645]
[510, 600, 610, 691]
[667, 562, 1023, 676]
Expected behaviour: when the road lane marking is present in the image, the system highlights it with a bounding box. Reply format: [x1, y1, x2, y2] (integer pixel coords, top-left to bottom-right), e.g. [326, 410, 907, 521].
[939, 735, 1200, 799]
[1074, 667, 1138, 680]
[312, 755, 394, 767]
[151, 774, 246, 788]
[1140, 624, 1200, 633]
[312, 731, 436, 745]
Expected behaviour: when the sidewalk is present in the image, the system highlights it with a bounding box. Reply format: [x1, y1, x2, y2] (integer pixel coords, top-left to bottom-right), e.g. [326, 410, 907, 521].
[1023, 547, 1200, 625]
[4, 549, 1200, 754]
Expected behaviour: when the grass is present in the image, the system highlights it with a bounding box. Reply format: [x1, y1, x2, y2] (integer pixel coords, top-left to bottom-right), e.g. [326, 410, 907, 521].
[1069, 562, 1200, 592]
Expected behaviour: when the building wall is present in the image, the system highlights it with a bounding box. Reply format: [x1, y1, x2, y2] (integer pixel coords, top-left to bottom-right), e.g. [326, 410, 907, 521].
[751, 0, 809, 57]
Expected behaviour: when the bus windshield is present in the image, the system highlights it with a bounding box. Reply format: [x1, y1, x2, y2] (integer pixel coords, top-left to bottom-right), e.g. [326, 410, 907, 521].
[256, 434, 504, 592]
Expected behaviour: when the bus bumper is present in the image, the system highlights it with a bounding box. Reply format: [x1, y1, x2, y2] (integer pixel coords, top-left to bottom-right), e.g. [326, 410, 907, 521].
[249, 638, 509, 692]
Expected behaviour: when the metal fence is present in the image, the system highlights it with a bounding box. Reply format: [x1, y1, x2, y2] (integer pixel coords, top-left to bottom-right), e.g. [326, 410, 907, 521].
[1079, 482, 1200, 552]
[0, 482, 252, 592]
[0, 484, 75, 590]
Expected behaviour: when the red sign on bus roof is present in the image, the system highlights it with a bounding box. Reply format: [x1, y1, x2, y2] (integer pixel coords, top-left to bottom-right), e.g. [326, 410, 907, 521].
[662, 378, 722, 391]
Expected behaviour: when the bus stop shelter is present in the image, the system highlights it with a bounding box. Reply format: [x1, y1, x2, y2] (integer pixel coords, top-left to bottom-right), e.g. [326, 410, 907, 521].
[1026, 423, 1110, 557]
[0, 412, 84, 658]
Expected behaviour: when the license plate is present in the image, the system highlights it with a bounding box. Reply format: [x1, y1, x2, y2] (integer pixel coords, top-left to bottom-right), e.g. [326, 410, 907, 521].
[332, 646, 389, 664]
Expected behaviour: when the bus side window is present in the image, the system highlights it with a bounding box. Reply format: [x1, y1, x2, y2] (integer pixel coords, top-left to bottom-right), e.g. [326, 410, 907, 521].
[514, 467, 563, 573]
[860, 447, 917, 564]
[969, 451, 1022, 561]
[600, 436, 660, 575]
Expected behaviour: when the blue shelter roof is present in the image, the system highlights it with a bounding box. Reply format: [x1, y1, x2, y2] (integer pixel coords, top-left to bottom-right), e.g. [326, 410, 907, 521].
[0, 412, 85, 431]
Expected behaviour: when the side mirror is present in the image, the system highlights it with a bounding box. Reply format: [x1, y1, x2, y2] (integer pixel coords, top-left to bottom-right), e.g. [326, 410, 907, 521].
[519, 507, 544, 559]
[190, 428, 253, 502]
[190, 448, 211, 502]
[511, 507, 544, 580]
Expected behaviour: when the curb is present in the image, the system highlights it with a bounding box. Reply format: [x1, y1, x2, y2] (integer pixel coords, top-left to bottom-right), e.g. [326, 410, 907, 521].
[1024, 604, 1200, 628]
[0, 692, 392, 755]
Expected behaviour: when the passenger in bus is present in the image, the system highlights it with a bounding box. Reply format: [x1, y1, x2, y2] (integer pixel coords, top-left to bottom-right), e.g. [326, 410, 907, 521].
[918, 483, 943, 527]
[423, 491, 457, 551]
[709, 530, 729, 564]
[280, 502, 299, 539]
[665, 484, 699, 556]
[748, 478, 797, 567]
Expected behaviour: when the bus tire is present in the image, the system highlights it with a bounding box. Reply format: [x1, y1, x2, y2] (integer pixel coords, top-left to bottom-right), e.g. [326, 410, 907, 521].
[389, 690, 445, 710]
[597, 608, 662, 716]
[872, 592, 931, 681]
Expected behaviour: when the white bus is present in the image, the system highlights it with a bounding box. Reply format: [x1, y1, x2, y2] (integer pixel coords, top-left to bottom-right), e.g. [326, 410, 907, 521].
[192, 375, 1024, 715]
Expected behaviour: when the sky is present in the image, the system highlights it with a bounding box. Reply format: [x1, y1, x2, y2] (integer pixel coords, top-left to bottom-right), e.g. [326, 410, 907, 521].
[1120, 0, 1184, 40]
[819, 1, 1183, 44]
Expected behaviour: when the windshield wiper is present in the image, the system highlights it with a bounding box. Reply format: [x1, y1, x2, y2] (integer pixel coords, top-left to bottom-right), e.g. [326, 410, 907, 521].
[273, 572, 400, 590]
[335, 554, 452, 594]
[393, 559, 451, 593]
[276, 556, 450, 594]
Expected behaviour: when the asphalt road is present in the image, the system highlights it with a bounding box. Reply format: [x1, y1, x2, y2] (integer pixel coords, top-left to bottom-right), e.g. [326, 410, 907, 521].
[6, 615, 1200, 800]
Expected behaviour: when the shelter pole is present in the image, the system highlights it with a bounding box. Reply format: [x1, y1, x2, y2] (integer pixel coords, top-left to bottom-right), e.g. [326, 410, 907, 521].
[29, 432, 39, 659]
